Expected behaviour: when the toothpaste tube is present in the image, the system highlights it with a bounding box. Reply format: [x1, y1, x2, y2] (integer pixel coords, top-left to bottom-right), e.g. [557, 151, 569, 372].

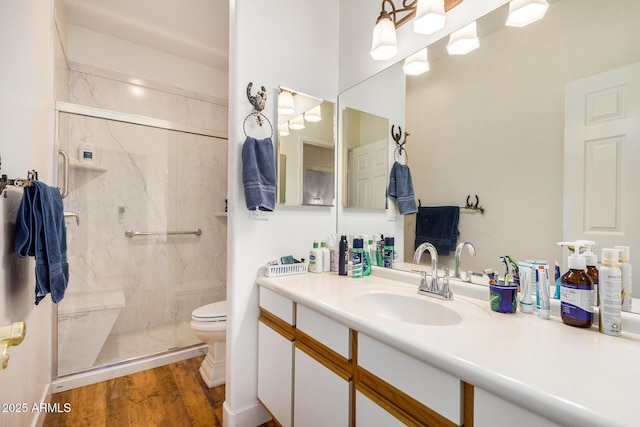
[517, 262, 534, 314]
[537, 264, 550, 319]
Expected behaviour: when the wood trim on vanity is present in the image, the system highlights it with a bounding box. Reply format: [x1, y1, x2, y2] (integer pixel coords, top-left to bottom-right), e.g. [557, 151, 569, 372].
[294, 328, 353, 381]
[463, 382, 474, 427]
[259, 308, 295, 341]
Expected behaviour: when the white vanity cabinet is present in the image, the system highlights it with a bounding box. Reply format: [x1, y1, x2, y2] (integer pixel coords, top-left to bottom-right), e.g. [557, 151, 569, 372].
[258, 288, 295, 427]
[474, 387, 562, 427]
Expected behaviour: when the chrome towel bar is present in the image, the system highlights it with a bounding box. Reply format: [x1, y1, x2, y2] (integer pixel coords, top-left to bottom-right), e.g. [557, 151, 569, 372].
[124, 229, 202, 238]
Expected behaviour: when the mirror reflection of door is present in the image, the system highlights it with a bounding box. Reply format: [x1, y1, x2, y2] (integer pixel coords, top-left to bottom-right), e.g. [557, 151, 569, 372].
[303, 143, 334, 206]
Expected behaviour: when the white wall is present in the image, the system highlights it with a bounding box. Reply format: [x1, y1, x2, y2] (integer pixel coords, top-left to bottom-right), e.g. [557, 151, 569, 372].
[0, 1, 55, 426]
[226, 0, 339, 425]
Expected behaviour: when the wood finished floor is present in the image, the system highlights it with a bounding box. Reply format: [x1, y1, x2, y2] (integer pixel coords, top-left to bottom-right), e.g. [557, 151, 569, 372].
[44, 356, 278, 427]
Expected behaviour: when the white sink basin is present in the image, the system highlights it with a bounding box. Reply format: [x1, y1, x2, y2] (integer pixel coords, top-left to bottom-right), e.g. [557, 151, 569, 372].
[344, 284, 491, 326]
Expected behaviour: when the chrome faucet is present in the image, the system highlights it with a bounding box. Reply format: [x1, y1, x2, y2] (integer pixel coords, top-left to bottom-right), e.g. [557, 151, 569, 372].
[413, 242, 452, 300]
[454, 242, 476, 281]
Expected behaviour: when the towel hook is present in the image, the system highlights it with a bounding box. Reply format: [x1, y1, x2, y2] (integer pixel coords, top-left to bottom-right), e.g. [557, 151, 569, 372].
[392, 125, 409, 165]
[243, 82, 273, 139]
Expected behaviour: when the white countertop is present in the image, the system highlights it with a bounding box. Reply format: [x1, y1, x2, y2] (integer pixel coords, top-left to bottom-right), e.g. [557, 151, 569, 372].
[257, 268, 640, 427]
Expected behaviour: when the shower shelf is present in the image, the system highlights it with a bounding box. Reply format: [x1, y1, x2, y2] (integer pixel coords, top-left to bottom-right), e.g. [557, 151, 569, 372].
[69, 159, 107, 172]
[213, 212, 227, 218]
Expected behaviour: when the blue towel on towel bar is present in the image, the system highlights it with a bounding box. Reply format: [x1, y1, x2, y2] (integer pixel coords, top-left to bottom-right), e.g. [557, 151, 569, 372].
[414, 206, 460, 256]
[388, 161, 418, 215]
[242, 136, 276, 211]
[15, 181, 69, 304]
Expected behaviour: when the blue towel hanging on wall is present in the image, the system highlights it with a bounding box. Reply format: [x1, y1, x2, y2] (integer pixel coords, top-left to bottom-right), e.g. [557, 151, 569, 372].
[388, 161, 418, 215]
[15, 181, 69, 304]
[242, 136, 276, 211]
[414, 206, 460, 256]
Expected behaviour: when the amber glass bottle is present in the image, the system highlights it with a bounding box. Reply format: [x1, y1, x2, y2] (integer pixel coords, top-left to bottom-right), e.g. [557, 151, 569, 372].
[584, 253, 599, 306]
[560, 255, 594, 327]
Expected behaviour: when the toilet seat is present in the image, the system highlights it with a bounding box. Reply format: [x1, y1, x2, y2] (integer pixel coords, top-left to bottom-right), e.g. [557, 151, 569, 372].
[192, 300, 227, 322]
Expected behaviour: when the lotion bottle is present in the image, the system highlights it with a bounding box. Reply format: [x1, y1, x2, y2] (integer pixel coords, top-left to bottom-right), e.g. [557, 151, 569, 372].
[615, 246, 632, 312]
[309, 241, 323, 274]
[599, 249, 622, 336]
[320, 241, 330, 272]
[560, 254, 593, 328]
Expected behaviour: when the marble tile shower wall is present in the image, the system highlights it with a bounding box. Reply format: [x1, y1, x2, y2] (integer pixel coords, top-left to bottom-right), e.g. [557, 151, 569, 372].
[61, 71, 228, 335]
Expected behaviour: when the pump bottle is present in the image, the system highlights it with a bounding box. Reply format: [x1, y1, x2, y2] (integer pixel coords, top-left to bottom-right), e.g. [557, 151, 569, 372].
[560, 253, 593, 328]
[599, 249, 622, 336]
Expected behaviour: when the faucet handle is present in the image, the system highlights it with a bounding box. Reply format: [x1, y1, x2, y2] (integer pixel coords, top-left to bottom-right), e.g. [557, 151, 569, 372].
[441, 268, 453, 300]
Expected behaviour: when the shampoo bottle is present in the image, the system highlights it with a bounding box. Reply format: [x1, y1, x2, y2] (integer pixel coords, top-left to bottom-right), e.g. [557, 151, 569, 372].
[352, 238, 364, 279]
[384, 237, 394, 268]
[309, 241, 323, 274]
[615, 246, 632, 312]
[376, 234, 385, 266]
[362, 238, 372, 277]
[338, 235, 349, 276]
[560, 254, 593, 328]
[320, 241, 330, 272]
[368, 239, 376, 270]
[599, 249, 622, 336]
[78, 136, 94, 162]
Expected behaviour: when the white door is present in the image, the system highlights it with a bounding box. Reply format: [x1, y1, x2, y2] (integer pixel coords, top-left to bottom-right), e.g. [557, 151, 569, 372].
[349, 139, 388, 209]
[564, 61, 640, 297]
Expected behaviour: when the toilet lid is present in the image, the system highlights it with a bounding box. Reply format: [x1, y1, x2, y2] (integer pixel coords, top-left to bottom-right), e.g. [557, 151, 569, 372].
[192, 300, 227, 321]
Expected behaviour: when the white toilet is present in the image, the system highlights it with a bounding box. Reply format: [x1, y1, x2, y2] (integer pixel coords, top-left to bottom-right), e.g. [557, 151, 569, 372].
[190, 300, 227, 387]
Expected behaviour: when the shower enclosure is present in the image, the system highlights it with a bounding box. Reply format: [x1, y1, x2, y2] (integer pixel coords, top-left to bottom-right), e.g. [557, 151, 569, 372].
[55, 103, 227, 377]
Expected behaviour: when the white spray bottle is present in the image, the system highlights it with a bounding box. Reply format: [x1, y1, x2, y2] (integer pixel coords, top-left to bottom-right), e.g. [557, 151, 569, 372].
[615, 246, 632, 312]
[599, 249, 622, 336]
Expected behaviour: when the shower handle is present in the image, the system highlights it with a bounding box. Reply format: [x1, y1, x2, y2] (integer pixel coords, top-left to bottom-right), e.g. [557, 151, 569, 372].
[58, 150, 69, 199]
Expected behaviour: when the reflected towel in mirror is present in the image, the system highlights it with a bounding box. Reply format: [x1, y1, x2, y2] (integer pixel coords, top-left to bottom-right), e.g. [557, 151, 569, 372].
[414, 206, 460, 256]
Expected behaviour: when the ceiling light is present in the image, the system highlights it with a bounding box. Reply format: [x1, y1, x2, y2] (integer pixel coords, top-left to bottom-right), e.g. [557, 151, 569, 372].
[403, 48, 430, 76]
[505, 0, 549, 27]
[304, 105, 322, 122]
[414, 0, 446, 35]
[289, 114, 305, 130]
[278, 90, 295, 115]
[279, 121, 290, 136]
[447, 21, 480, 55]
[370, 10, 398, 61]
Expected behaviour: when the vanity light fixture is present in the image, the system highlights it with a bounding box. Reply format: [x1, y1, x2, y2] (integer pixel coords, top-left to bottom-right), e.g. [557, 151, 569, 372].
[403, 48, 430, 75]
[304, 105, 322, 122]
[447, 21, 479, 55]
[279, 121, 290, 136]
[370, 0, 463, 61]
[289, 114, 305, 130]
[505, 0, 549, 27]
[414, 0, 446, 35]
[277, 89, 295, 115]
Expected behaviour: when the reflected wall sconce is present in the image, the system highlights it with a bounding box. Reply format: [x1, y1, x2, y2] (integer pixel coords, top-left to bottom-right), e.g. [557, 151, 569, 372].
[505, 0, 549, 27]
[446, 21, 479, 55]
[370, 0, 463, 61]
[304, 105, 322, 122]
[279, 121, 290, 136]
[289, 114, 305, 130]
[278, 89, 295, 115]
[403, 48, 430, 75]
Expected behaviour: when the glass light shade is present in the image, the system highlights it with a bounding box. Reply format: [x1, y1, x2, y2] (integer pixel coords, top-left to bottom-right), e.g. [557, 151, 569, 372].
[414, 0, 446, 35]
[304, 105, 322, 122]
[370, 12, 398, 61]
[403, 48, 430, 76]
[505, 0, 549, 27]
[279, 121, 290, 136]
[447, 21, 480, 55]
[289, 114, 305, 130]
[278, 90, 295, 115]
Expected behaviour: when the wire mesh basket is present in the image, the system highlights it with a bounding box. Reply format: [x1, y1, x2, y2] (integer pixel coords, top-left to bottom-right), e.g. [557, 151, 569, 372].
[264, 263, 308, 277]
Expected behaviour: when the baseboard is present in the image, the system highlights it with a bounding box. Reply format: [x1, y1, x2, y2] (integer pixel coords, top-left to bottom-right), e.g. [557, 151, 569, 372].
[223, 399, 272, 427]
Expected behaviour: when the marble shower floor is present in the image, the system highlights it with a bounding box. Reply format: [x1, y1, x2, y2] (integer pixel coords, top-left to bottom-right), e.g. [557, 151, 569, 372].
[93, 321, 200, 368]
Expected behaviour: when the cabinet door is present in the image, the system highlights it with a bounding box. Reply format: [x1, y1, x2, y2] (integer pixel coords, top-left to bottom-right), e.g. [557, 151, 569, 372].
[258, 322, 293, 427]
[294, 348, 350, 427]
[474, 388, 562, 427]
[355, 391, 405, 427]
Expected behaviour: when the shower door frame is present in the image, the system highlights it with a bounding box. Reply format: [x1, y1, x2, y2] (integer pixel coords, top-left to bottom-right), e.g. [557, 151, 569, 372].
[52, 101, 227, 380]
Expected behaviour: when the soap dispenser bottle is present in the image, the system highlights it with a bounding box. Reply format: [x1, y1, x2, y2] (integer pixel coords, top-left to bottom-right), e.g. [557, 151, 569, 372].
[560, 253, 594, 328]
[599, 249, 622, 336]
[581, 241, 599, 307]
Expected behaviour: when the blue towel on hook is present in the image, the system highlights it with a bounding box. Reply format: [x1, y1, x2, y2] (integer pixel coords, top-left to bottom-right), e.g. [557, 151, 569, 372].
[388, 161, 418, 215]
[15, 181, 69, 304]
[242, 136, 276, 211]
[414, 206, 460, 256]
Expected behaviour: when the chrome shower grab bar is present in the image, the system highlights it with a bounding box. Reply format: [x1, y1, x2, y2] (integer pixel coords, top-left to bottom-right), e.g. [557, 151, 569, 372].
[124, 228, 202, 238]
[64, 211, 80, 226]
[58, 150, 69, 199]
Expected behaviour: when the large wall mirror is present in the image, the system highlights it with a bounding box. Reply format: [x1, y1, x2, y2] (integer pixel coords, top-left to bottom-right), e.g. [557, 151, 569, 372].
[277, 87, 336, 206]
[338, 0, 640, 311]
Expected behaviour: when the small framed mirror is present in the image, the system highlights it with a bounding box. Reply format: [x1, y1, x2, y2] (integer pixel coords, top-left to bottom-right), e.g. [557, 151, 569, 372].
[277, 87, 335, 207]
